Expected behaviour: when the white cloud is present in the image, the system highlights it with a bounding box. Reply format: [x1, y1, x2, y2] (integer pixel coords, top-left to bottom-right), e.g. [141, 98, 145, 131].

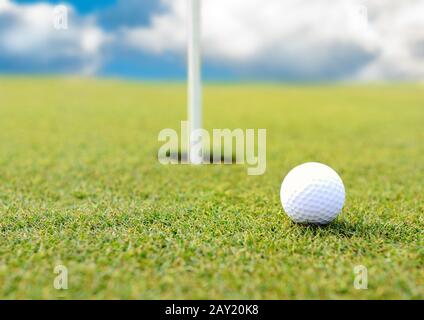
[357, 1, 424, 80]
[124, 0, 424, 80]
[0, 0, 110, 74]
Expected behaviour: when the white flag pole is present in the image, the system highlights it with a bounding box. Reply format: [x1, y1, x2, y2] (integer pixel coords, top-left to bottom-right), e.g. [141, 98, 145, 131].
[188, 0, 202, 164]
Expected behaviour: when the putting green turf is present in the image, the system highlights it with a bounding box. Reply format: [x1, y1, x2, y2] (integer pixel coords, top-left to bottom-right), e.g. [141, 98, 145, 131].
[0, 77, 422, 299]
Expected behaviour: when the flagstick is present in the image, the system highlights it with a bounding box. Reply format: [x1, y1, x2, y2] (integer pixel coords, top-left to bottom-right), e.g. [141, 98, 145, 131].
[188, 0, 202, 164]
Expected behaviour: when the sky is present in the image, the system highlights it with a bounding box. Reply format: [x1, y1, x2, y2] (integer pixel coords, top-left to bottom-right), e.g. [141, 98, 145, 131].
[1, 0, 424, 81]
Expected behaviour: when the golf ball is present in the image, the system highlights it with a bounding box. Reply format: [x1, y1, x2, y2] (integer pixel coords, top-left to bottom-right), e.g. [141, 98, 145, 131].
[280, 162, 345, 225]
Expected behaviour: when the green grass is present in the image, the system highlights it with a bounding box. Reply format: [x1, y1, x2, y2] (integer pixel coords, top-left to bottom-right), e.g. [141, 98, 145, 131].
[0, 77, 422, 299]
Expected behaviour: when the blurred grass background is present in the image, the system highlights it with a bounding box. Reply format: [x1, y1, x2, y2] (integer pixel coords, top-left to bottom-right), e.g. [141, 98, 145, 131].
[0, 77, 422, 299]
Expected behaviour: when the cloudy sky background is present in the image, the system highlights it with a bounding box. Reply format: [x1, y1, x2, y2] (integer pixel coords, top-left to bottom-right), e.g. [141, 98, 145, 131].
[1, 0, 424, 81]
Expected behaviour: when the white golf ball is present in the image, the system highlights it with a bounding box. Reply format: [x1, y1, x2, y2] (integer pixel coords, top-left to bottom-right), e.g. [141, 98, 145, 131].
[280, 162, 345, 225]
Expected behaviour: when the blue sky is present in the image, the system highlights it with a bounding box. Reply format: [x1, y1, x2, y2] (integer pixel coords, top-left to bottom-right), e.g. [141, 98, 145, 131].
[9, 0, 180, 79]
[15, 0, 118, 14]
[2, 0, 424, 81]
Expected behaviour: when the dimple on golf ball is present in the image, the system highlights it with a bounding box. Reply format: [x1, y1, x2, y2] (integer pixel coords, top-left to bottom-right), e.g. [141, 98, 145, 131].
[280, 162, 346, 225]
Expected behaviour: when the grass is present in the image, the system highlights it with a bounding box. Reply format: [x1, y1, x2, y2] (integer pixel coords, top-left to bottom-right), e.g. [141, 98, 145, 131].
[0, 77, 422, 299]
